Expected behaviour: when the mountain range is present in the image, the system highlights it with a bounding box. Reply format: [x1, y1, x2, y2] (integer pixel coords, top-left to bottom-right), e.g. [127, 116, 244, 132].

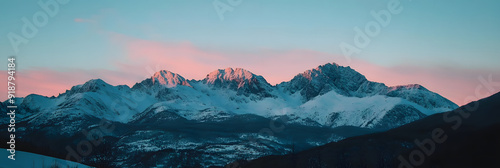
[1, 62, 459, 167]
[233, 91, 500, 168]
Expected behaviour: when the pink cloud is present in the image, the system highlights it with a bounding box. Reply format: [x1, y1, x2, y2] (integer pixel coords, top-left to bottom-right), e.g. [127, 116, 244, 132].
[3, 33, 498, 107]
[109, 34, 500, 106]
[348, 60, 500, 106]
[110, 33, 337, 84]
[0, 68, 146, 99]
[74, 18, 95, 23]
[74, 18, 84, 22]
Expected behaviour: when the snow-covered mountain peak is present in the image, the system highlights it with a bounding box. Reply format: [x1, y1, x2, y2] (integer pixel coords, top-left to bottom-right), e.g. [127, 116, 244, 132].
[64, 78, 113, 94]
[205, 67, 256, 84]
[203, 68, 273, 98]
[132, 70, 192, 91]
[385, 83, 457, 111]
[297, 63, 364, 82]
[388, 84, 428, 91]
[313, 62, 340, 70]
[281, 62, 369, 100]
[151, 70, 191, 88]
[84, 78, 110, 87]
[14, 62, 459, 130]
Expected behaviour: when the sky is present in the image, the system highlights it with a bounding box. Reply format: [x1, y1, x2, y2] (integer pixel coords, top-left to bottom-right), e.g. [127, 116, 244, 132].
[1, 0, 500, 106]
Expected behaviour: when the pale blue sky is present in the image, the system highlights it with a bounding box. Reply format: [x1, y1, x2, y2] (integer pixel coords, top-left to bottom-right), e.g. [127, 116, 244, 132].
[1, 0, 500, 104]
[1, 0, 499, 70]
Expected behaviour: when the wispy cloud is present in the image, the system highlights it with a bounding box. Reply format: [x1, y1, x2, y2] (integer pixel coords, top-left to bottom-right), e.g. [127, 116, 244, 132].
[0, 68, 146, 99]
[73, 18, 95, 23]
[110, 33, 336, 84]
[3, 34, 498, 106]
[348, 60, 500, 105]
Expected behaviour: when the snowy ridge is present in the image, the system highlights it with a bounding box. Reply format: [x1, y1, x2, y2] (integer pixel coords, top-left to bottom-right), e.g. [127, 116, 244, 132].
[9, 62, 458, 129]
[388, 84, 427, 91]
[202, 67, 274, 98]
[279, 63, 377, 101]
[205, 68, 257, 85]
[4, 62, 462, 167]
[152, 70, 192, 88]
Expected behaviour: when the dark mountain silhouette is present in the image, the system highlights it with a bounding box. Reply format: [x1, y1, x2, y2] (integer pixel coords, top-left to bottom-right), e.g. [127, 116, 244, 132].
[231, 91, 500, 168]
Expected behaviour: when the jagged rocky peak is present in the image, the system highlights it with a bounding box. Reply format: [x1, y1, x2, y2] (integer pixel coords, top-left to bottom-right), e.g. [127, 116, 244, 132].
[282, 62, 370, 100]
[84, 78, 110, 87]
[302, 62, 365, 81]
[132, 70, 191, 91]
[204, 67, 269, 86]
[300, 62, 339, 79]
[205, 68, 258, 84]
[204, 67, 273, 97]
[388, 84, 428, 91]
[151, 70, 191, 88]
